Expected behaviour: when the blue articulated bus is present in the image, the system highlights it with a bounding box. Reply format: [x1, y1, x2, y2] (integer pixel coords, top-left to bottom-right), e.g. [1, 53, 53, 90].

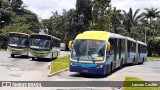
[69, 31, 147, 75]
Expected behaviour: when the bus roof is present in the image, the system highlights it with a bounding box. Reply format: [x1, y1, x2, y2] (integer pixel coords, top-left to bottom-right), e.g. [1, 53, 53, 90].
[126, 37, 136, 42]
[75, 31, 110, 40]
[75, 31, 127, 41]
[9, 32, 29, 36]
[137, 41, 147, 46]
[31, 33, 61, 41]
[110, 33, 125, 39]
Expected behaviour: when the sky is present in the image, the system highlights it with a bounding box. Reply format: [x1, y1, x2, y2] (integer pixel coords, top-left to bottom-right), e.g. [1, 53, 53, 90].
[23, 0, 160, 19]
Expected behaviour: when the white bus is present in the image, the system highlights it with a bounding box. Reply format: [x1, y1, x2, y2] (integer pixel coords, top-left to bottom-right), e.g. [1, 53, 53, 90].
[29, 34, 61, 60]
[7, 32, 29, 57]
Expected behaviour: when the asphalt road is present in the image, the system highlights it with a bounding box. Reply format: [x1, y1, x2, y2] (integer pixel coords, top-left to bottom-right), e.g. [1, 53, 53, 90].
[51, 61, 160, 81]
[0, 50, 160, 90]
[0, 51, 70, 81]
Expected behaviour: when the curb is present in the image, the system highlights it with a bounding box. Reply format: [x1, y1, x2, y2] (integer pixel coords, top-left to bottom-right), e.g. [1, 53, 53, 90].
[47, 62, 69, 77]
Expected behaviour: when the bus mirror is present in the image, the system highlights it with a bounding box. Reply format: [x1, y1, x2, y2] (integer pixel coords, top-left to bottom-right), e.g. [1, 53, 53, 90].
[107, 42, 110, 51]
[68, 40, 73, 49]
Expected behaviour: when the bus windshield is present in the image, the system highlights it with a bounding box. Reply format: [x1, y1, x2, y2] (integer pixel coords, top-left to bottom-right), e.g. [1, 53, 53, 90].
[71, 40, 106, 61]
[30, 35, 51, 50]
[8, 34, 28, 48]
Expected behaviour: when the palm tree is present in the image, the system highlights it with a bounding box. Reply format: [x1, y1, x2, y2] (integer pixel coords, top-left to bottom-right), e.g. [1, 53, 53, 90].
[141, 7, 160, 36]
[122, 8, 141, 35]
[110, 7, 122, 33]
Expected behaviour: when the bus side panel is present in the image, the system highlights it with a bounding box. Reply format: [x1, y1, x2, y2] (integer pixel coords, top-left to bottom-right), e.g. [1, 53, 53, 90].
[138, 44, 147, 63]
[126, 41, 136, 64]
[127, 52, 136, 63]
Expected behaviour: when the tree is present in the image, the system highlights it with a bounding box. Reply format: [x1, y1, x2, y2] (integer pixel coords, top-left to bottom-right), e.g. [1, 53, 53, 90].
[141, 7, 160, 36]
[123, 8, 141, 35]
[0, 0, 12, 27]
[0, 0, 40, 48]
[42, 9, 78, 42]
[75, 0, 92, 33]
[92, 0, 111, 31]
[148, 37, 160, 56]
[110, 7, 122, 33]
[152, 19, 160, 36]
[11, 0, 23, 11]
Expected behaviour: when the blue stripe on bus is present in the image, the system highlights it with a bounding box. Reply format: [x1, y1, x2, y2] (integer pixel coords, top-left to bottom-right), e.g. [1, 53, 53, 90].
[74, 62, 97, 68]
[70, 64, 110, 75]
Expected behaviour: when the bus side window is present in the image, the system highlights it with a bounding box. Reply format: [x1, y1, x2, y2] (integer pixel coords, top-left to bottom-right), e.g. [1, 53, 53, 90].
[108, 38, 114, 55]
[121, 39, 125, 52]
[128, 41, 130, 57]
[52, 38, 60, 48]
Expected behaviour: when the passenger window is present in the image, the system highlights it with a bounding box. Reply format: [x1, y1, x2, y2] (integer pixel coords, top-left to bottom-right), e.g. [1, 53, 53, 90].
[108, 38, 114, 55]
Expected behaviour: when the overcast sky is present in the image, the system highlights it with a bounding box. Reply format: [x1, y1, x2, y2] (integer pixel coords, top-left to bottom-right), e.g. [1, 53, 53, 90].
[23, 0, 160, 19]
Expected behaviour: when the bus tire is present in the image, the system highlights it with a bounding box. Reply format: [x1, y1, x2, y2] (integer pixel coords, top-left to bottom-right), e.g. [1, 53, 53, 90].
[11, 54, 14, 58]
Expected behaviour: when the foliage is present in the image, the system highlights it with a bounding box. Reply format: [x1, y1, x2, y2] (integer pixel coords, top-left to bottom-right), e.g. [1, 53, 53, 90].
[148, 37, 160, 56]
[0, 0, 12, 27]
[11, 0, 23, 11]
[0, 0, 40, 48]
[1, 0, 160, 55]
[109, 7, 123, 33]
[42, 0, 92, 42]
[92, 0, 111, 31]
[122, 8, 141, 35]
[42, 9, 77, 42]
[75, 0, 92, 32]
[141, 7, 160, 36]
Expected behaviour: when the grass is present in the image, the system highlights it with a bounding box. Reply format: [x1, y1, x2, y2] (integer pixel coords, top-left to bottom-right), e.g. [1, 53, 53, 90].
[123, 77, 160, 90]
[147, 57, 160, 61]
[50, 56, 70, 74]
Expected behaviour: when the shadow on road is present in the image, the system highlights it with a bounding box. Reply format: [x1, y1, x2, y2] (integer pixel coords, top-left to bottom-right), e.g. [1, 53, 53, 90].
[9, 55, 30, 59]
[30, 57, 57, 62]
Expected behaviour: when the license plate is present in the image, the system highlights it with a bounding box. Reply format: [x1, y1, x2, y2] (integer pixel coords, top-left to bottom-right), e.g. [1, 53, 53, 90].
[82, 69, 88, 73]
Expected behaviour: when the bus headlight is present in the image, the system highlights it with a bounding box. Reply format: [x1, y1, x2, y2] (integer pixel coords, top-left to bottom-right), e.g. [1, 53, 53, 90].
[97, 64, 103, 68]
[70, 62, 75, 66]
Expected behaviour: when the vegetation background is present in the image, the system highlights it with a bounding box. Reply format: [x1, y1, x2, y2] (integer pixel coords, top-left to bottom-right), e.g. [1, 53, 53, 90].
[0, 0, 160, 56]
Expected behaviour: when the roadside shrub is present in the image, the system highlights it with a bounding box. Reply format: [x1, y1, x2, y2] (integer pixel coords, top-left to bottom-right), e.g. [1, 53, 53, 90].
[148, 37, 160, 56]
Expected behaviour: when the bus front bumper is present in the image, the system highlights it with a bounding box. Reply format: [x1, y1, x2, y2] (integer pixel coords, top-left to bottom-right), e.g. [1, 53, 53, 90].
[70, 65, 108, 75]
[7, 47, 28, 55]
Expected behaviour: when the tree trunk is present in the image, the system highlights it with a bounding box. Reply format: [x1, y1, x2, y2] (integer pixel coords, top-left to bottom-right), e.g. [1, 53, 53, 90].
[150, 17, 152, 36]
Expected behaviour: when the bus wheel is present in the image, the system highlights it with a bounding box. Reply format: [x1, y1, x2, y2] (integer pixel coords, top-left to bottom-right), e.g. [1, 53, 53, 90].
[11, 54, 14, 58]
